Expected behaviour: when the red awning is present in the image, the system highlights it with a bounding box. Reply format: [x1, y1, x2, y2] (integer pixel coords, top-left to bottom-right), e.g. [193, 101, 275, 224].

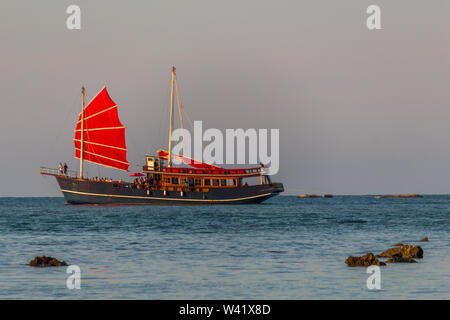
[129, 172, 145, 177]
[157, 149, 222, 170]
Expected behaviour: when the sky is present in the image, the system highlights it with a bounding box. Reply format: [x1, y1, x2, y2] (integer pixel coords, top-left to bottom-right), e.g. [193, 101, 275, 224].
[1, 0, 450, 196]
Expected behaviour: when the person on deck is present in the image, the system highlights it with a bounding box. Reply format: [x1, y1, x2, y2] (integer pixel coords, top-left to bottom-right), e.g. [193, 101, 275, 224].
[58, 163, 63, 175]
[63, 163, 68, 175]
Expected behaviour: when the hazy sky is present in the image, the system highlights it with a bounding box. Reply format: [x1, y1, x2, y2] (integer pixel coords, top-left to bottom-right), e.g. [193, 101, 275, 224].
[1, 0, 450, 196]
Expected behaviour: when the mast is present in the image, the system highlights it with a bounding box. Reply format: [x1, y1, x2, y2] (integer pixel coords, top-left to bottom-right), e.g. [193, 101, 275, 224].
[79, 86, 86, 178]
[167, 66, 175, 167]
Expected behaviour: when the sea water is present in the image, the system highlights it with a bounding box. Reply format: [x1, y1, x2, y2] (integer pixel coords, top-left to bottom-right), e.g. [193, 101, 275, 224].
[0, 196, 448, 299]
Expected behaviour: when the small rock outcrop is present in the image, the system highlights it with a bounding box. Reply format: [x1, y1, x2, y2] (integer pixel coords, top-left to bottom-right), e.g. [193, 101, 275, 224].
[377, 245, 423, 259]
[28, 256, 68, 267]
[385, 255, 417, 263]
[420, 237, 429, 242]
[376, 194, 422, 198]
[392, 243, 405, 247]
[345, 252, 386, 267]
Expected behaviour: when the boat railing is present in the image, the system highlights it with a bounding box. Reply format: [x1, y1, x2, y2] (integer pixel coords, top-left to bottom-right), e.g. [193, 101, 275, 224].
[40, 167, 78, 178]
[143, 166, 263, 176]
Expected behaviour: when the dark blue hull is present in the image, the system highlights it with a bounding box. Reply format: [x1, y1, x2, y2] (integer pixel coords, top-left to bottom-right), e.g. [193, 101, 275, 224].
[56, 176, 284, 205]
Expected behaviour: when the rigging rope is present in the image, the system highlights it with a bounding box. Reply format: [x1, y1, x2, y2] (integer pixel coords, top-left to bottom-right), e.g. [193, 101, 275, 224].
[48, 88, 79, 160]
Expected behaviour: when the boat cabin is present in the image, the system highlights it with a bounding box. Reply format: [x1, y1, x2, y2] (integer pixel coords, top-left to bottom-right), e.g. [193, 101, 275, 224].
[142, 155, 271, 192]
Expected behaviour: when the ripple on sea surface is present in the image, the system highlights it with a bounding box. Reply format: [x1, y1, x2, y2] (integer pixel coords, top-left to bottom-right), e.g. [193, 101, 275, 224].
[0, 196, 449, 299]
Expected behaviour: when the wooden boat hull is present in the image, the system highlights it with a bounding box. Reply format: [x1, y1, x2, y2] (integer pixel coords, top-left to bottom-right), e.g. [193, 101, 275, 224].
[55, 176, 284, 205]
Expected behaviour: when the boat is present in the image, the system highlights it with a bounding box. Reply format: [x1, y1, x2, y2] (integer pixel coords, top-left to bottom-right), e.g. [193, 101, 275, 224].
[40, 66, 284, 205]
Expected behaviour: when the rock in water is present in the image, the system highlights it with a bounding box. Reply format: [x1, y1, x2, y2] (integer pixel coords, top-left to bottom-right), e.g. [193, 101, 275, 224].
[377, 245, 423, 259]
[29, 256, 68, 267]
[386, 255, 417, 263]
[377, 194, 422, 198]
[420, 237, 429, 242]
[345, 252, 386, 267]
[392, 243, 405, 247]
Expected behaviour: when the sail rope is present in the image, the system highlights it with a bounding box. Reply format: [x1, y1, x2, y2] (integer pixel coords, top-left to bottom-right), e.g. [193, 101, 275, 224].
[181, 105, 195, 130]
[48, 89, 79, 162]
[156, 80, 168, 156]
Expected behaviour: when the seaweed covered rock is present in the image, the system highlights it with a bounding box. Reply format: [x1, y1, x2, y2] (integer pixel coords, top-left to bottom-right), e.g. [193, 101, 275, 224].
[345, 252, 386, 267]
[385, 255, 417, 263]
[376, 194, 422, 198]
[377, 245, 423, 259]
[29, 256, 68, 267]
[392, 243, 405, 247]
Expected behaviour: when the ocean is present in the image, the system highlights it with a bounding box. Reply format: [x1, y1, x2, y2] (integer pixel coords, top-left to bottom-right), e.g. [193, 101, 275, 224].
[0, 196, 448, 299]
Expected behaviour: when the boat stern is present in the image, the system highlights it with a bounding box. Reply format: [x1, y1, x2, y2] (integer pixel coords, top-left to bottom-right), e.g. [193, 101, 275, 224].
[270, 182, 284, 194]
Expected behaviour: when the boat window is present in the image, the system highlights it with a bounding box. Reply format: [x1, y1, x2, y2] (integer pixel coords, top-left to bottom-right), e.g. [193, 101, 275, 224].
[228, 179, 235, 186]
[204, 179, 211, 186]
[195, 179, 201, 186]
[221, 179, 226, 186]
[213, 179, 219, 186]
[164, 177, 170, 184]
[171, 177, 179, 185]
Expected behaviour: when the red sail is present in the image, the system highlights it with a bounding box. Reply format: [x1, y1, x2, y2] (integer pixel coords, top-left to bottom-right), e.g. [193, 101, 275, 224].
[74, 87, 129, 171]
[157, 149, 222, 169]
